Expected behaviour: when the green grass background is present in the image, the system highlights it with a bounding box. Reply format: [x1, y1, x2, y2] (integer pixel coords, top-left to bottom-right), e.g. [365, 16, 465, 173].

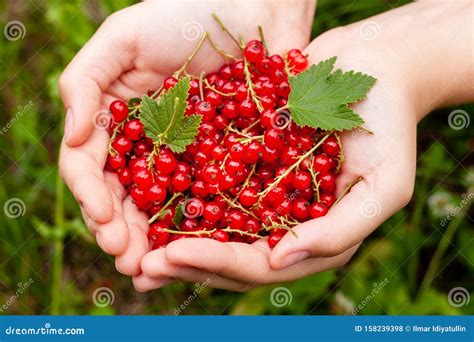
[0, 0, 472, 315]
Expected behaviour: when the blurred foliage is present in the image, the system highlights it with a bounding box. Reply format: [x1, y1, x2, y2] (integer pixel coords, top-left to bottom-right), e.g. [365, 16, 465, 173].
[0, 0, 472, 315]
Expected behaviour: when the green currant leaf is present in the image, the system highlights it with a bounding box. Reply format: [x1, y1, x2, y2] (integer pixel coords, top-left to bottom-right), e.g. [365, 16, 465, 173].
[166, 114, 202, 153]
[288, 57, 376, 131]
[140, 77, 201, 152]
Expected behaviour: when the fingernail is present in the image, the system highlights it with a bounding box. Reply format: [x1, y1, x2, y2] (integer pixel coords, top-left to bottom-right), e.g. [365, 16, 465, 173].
[281, 251, 309, 268]
[65, 108, 74, 142]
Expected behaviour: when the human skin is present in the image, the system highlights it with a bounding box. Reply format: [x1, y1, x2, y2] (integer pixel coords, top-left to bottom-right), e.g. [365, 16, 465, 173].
[57, 0, 315, 281]
[134, 0, 474, 291]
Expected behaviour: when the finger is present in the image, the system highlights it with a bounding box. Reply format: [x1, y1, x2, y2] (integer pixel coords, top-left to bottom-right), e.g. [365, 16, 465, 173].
[58, 12, 134, 146]
[141, 248, 251, 292]
[270, 174, 411, 269]
[59, 129, 112, 223]
[132, 274, 175, 293]
[165, 238, 359, 284]
[79, 172, 128, 255]
[115, 197, 149, 276]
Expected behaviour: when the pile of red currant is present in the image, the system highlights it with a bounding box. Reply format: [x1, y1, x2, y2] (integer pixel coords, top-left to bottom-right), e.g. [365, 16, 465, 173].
[106, 39, 342, 250]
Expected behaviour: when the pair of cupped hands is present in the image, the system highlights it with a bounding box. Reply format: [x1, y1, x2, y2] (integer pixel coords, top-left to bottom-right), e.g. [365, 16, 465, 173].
[58, 0, 421, 292]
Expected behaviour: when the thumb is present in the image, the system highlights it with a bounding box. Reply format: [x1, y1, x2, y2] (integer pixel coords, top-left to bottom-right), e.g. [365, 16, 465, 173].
[59, 14, 133, 146]
[269, 177, 408, 270]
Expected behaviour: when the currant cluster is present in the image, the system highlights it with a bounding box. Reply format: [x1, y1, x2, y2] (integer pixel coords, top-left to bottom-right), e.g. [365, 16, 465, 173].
[106, 39, 342, 251]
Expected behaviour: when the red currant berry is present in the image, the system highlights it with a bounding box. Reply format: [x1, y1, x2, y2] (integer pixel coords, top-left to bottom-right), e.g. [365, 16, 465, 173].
[293, 170, 311, 190]
[212, 229, 230, 242]
[118, 167, 133, 185]
[203, 202, 223, 222]
[312, 154, 332, 174]
[124, 119, 144, 141]
[291, 198, 310, 220]
[111, 135, 133, 154]
[172, 172, 192, 192]
[268, 231, 285, 248]
[109, 100, 128, 123]
[239, 188, 259, 207]
[107, 154, 126, 171]
[155, 151, 177, 175]
[322, 136, 340, 157]
[191, 180, 209, 198]
[146, 184, 166, 203]
[163, 76, 178, 90]
[243, 40, 265, 63]
[148, 222, 169, 246]
[134, 169, 154, 189]
[309, 202, 328, 218]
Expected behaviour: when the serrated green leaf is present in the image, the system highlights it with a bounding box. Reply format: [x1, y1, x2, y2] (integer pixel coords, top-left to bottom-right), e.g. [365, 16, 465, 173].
[140, 96, 163, 141]
[166, 114, 202, 153]
[288, 57, 376, 131]
[139, 77, 201, 152]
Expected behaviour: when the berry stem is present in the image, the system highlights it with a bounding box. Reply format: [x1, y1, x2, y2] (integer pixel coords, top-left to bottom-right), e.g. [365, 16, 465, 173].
[242, 119, 260, 133]
[335, 133, 344, 173]
[165, 228, 214, 236]
[211, 13, 243, 49]
[218, 191, 259, 219]
[222, 227, 263, 239]
[174, 32, 208, 78]
[258, 26, 269, 55]
[206, 34, 238, 61]
[243, 57, 264, 112]
[333, 176, 363, 207]
[148, 192, 183, 224]
[204, 79, 236, 97]
[258, 133, 332, 199]
[236, 135, 264, 144]
[308, 157, 321, 202]
[199, 71, 205, 101]
[233, 163, 256, 201]
[226, 125, 252, 139]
